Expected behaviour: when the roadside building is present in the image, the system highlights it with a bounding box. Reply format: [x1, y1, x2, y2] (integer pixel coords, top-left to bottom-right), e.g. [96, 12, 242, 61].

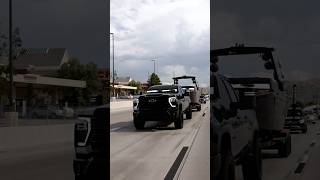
[110, 76, 137, 98]
[0, 48, 86, 118]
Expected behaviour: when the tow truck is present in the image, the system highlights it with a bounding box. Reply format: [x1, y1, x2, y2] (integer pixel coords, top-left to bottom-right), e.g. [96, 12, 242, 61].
[173, 75, 202, 111]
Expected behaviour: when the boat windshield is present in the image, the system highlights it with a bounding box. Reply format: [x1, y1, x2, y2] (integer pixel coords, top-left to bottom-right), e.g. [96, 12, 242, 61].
[287, 109, 303, 116]
[147, 86, 178, 94]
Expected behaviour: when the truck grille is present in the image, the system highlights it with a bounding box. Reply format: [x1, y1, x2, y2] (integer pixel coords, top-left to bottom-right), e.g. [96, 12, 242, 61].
[139, 95, 171, 110]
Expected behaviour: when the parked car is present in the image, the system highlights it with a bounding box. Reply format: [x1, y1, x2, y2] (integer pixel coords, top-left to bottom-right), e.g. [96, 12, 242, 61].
[133, 84, 192, 129]
[29, 105, 64, 119]
[199, 95, 206, 104]
[285, 106, 307, 133]
[204, 94, 210, 101]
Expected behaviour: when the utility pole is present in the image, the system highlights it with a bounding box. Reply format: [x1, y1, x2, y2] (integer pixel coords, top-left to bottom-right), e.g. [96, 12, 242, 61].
[110, 33, 115, 97]
[151, 59, 156, 74]
[8, 0, 14, 111]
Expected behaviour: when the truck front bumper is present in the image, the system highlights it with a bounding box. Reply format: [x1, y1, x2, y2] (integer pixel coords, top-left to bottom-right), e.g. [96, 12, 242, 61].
[133, 108, 178, 122]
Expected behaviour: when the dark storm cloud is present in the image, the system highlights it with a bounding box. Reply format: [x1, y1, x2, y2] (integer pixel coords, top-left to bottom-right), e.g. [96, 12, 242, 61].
[0, 0, 109, 67]
[212, 0, 320, 79]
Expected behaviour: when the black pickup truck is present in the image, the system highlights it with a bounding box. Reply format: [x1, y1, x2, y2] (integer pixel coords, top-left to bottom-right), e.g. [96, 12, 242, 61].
[133, 85, 192, 129]
[73, 106, 108, 180]
[211, 50, 261, 180]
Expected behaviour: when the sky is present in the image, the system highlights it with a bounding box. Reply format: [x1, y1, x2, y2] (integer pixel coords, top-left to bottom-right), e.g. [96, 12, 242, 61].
[0, 0, 109, 68]
[212, 0, 320, 81]
[111, 0, 210, 87]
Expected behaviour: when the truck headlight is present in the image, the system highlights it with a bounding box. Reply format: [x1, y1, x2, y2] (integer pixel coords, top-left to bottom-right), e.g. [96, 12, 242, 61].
[133, 99, 139, 110]
[168, 97, 177, 107]
[75, 117, 91, 147]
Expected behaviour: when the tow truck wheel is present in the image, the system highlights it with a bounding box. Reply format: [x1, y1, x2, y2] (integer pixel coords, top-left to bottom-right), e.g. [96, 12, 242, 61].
[174, 111, 183, 129]
[217, 145, 235, 180]
[133, 117, 145, 130]
[242, 134, 262, 180]
[186, 106, 192, 119]
[197, 105, 201, 111]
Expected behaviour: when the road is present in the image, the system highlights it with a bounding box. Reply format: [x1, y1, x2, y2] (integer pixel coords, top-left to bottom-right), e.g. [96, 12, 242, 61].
[235, 121, 320, 180]
[0, 139, 74, 180]
[110, 103, 210, 180]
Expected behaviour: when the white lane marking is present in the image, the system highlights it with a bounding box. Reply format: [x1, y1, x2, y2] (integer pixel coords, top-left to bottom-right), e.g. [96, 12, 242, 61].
[110, 127, 122, 132]
[301, 153, 310, 163]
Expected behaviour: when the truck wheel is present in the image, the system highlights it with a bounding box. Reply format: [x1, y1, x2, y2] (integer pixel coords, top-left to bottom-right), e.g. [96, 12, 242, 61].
[279, 135, 291, 157]
[302, 124, 307, 133]
[133, 117, 145, 130]
[217, 147, 235, 180]
[242, 134, 262, 180]
[186, 106, 192, 119]
[174, 111, 183, 129]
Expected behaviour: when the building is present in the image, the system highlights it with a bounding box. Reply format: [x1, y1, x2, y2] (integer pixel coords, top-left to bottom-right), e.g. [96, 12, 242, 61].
[14, 48, 70, 76]
[0, 48, 86, 117]
[110, 76, 137, 97]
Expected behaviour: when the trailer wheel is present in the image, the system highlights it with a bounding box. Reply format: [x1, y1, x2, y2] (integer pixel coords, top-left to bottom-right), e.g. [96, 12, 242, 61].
[186, 106, 192, 119]
[279, 135, 291, 157]
[196, 105, 201, 111]
[302, 124, 307, 134]
[242, 134, 262, 180]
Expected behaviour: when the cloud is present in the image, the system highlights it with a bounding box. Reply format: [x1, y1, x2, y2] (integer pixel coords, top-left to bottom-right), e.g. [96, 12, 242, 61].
[0, 0, 108, 67]
[111, 0, 209, 87]
[212, 0, 320, 79]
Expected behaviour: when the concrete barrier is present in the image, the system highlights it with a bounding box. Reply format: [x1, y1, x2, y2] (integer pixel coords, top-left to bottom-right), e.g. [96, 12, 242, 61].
[0, 124, 73, 150]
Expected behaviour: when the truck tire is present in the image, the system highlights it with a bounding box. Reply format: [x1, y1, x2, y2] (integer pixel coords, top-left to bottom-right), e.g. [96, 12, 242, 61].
[279, 135, 291, 157]
[133, 117, 145, 130]
[174, 111, 183, 129]
[242, 134, 262, 180]
[217, 147, 235, 180]
[186, 106, 192, 119]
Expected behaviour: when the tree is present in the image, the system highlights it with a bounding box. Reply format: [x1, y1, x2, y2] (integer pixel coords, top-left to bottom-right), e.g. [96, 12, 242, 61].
[0, 27, 23, 57]
[147, 73, 161, 86]
[0, 26, 23, 104]
[128, 80, 141, 94]
[58, 58, 103, 106]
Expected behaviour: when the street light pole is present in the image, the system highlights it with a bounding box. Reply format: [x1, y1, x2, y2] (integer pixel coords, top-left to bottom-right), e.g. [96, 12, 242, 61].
[152, 59, 155, 74]
[110, 33, 115, 97]
[8, 0, 14, 111]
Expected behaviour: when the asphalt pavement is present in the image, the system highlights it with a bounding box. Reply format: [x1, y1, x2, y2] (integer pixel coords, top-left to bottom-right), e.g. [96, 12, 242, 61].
[110, 103, 210, 180]
[234, 120, 320, 180]
[0, 141, 74, 180]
